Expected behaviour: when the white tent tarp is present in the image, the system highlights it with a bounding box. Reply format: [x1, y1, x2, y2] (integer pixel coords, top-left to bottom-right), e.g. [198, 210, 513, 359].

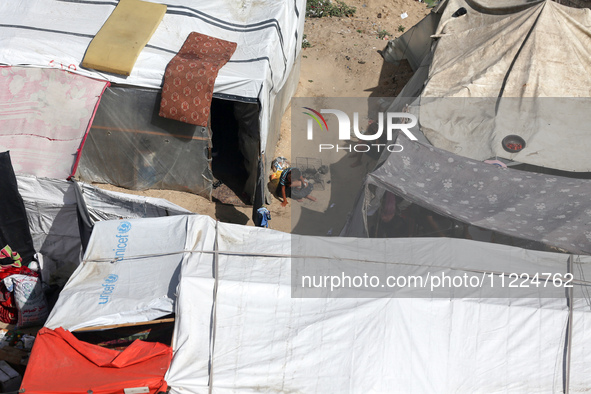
[0, 0, 305, 153]
[17, 175, 191, 285]
[45, 215, 215, 331]
[168, 220, 579, 393]
[44, 214, 591, 392]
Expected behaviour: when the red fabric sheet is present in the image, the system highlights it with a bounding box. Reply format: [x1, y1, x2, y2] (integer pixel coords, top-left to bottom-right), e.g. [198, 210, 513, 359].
[159, 32, 237, 126]
[20, 327, 172, 394]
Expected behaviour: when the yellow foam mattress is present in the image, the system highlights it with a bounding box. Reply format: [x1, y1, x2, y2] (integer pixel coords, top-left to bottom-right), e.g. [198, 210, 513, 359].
[82, 0, 166, 76]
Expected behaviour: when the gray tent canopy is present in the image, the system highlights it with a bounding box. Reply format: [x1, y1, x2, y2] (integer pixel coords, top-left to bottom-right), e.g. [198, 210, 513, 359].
[342, 136, 591, 255]
[77, 86, 214, 196]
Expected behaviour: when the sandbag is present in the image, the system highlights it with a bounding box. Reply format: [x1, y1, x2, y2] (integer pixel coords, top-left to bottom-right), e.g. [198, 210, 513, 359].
[3, 274, 49, 328]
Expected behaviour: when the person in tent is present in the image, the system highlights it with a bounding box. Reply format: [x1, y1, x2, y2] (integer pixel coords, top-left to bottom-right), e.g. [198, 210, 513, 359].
[376, 193, 450, 238]
[279, 167, 316, 207]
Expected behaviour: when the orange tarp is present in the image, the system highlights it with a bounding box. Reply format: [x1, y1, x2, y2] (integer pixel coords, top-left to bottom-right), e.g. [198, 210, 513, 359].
[20, 327, 172, 394]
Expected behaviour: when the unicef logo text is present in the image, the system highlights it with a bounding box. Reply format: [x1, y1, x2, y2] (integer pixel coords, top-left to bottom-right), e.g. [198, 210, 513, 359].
[99, 274, 119, 304]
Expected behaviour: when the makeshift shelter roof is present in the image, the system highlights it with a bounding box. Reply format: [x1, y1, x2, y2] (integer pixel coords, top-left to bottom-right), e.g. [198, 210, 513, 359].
[45, 215, 213, 331]
[16, 173, 191, 285]
[424, 0, 591, 98]
[342, 135, 591, 255]
[42, 214, 591, 392]
[0, 0, 303, 152]
[383, 0, 591, 172]
[0, 1, 304, 210]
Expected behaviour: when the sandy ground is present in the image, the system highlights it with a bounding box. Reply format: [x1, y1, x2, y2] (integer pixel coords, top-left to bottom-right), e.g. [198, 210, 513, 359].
[97, 0, 431, 233]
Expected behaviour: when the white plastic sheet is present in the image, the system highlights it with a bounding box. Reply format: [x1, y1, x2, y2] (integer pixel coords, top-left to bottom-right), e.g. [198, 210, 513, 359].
[166, 217, 583, 392]
[45, 215, 215, 331]
[16, 175, 191, 285]
[44, 214, 591, 391]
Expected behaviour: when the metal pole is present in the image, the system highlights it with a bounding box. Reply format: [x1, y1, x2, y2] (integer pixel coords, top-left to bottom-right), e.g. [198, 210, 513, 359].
[209, 220, 220, 394]
[565, 254, 574, 394]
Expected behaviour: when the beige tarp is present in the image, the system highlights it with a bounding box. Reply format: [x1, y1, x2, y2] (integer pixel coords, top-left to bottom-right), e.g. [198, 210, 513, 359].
[426, 0, 591, 97]
[406, 0, 591, 172]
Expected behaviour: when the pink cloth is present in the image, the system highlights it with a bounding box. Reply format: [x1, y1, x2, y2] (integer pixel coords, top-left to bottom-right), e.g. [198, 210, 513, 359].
[0, 66, 108, 179]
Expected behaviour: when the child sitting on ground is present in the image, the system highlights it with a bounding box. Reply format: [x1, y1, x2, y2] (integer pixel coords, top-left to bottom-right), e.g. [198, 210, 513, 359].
[278, 167, 316, 207]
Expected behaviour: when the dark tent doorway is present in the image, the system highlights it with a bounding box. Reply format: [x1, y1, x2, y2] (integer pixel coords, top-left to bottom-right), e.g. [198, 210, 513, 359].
[210, 97, 259, 206]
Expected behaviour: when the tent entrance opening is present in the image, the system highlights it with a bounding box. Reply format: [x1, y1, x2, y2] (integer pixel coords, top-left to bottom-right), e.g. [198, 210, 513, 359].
[210, 98, 249, 204]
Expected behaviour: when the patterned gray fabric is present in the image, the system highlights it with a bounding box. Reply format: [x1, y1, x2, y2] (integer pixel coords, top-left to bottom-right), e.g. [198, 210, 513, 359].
[368, 136, 591, 254]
